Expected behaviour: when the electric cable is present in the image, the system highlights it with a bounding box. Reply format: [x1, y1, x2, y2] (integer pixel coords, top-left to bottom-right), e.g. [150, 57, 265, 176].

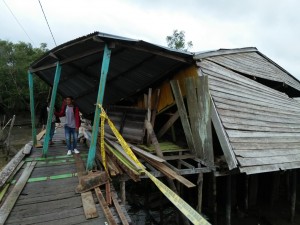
[2, 0, 34, 44]
[38, 0, 57, 46]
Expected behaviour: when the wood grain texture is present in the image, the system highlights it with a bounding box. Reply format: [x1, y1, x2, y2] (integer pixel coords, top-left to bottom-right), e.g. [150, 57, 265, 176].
[198, 56, 300, 174]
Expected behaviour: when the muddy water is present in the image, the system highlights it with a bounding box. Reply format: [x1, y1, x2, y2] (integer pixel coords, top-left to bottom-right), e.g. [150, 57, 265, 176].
[0, 125, 32, 170]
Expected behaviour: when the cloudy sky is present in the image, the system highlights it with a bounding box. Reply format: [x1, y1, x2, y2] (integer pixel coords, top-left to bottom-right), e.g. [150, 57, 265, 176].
[1, 0, 300, 78]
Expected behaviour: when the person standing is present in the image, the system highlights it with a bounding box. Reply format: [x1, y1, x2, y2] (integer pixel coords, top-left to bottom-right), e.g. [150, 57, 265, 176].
[55, 96, 80, 155]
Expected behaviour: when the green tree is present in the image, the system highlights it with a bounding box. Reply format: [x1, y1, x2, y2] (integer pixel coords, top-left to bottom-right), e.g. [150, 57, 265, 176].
[0, 40, 48, 115]
[166, 29, 193, 51]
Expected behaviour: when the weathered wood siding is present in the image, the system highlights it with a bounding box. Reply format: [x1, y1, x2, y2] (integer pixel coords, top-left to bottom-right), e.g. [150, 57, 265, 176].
[205, 52, 300, 92]
[198, 60, 300, 174]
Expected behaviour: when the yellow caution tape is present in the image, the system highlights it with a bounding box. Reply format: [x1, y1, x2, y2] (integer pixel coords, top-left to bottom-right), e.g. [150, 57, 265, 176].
[98, 105, 210, 225]
[100, 112, 107, 172]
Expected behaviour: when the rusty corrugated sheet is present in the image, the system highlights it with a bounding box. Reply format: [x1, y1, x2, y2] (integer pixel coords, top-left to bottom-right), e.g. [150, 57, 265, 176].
[30, 32, 193, 118]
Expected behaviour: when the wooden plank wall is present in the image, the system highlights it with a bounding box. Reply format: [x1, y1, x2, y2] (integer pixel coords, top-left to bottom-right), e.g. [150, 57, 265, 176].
[198, 60, 300, 174]
[205, 52, 300, 92]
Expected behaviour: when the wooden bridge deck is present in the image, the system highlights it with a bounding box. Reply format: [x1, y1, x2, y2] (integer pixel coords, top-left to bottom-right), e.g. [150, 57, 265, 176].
[1, 124, 130, 225]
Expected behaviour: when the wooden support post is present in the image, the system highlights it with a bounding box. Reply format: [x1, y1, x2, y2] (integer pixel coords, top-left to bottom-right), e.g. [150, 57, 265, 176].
[270, 172, 280, 207]
[244, 175, 249, 210]
[120, 179, 126, 205]
[290, 170, 297, 223]
[106, 182, 112, 205]
[28, 72, 37, 146]
[185, 77, 203, 158]
[226, 175, 232, 225]
[197, 76, 213, 163]
[146, 88, 152, 145]
[212, 173, 217, 225]
[87, 44, 111, 170]
[197, 172, 204, 213]
[43, 62, 61, 157]
[157, 111, 179, 138]
[249, 174, 258, 207]
[170, 80, 196, 155]
[145, 120, 190, 225]
[151, 89, 160, 128]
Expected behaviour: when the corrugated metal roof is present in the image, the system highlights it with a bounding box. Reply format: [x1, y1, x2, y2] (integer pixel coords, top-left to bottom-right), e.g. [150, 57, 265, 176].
[194, 48, 300, 96]
[199, 59, 300, 174]
[30, 32, 193, 118]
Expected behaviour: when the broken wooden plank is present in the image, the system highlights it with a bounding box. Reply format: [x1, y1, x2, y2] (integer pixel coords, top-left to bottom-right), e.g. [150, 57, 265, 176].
[145, 120, 164, 158]
[95, 187, 118, 225]
[0, 145, 27, 189]
[141, 156, 196, 188]
[170, 80, 196, 154]
[185, 77, 204, 158]
[111, 186, 130, 225]
[157, 111, 179, 138]
[147, 88, 152, 145]
[73, 154, 98, 219]
[0, 161, 37, 224]
[81, 192, 99, 219]
[211, 99, 237, 170]
[105, 143, 140, 182]
[237, 154, 300, 167]
[129, 144, 165, 163]
[197, 75, 214, 163]
[106, 138, 145, 171]
[151, 89, 161, 129]
[36, 129, 46, 141]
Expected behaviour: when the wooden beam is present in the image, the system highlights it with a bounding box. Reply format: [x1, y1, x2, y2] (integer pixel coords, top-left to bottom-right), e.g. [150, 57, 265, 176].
[290, 170, 297, 223]
[170, 80, 196, 154]
[157, 111, 179, 138]
[73, 154, 98, 219]
[120, 180, 126, 205]
[0, 161, 36, 224]
[145, 120, 163, 158]
[141, 156, 196, 188]
[95, 187, 118, 225]
[146, 88, 152, 145]
[117, 42, 192, 63]
[0, 145, 27, 189]
[151, 89, 161, 129]
[129, 144, 165, 162]
[211, 99, 237, 170]
[197, 173, 204, 213]
[29, 47, 104, 73]
[185, 77, 204, 158]
[111, 186, 130, 225]
[194, 47, 257, 60]
[226, 175, 232, 225]
[197, 75, 214, 163]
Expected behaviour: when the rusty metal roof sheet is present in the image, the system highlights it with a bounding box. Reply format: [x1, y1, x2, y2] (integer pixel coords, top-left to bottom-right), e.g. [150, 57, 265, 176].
[30, 32, 193, 118]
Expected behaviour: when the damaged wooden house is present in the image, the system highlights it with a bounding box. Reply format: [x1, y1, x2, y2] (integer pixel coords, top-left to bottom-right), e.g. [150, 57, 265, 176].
[26, 32, 300, 224]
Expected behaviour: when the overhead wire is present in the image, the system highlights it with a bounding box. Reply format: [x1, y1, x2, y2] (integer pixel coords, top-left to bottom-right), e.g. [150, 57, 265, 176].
[38, 0, 57, 46]
[2, 0, 34, 44]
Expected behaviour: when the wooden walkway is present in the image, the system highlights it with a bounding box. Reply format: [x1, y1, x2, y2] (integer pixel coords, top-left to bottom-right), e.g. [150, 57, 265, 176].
[1, 124, 130, 225]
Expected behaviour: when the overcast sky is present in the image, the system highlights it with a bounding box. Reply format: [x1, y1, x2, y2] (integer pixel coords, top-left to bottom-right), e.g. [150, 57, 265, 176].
[1, 0, 300, 79]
